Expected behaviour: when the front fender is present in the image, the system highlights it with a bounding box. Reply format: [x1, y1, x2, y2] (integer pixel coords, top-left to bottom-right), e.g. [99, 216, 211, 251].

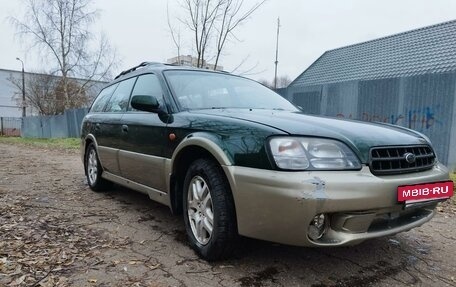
[167, 132, 234, 214]
[170, 132, 233, 168]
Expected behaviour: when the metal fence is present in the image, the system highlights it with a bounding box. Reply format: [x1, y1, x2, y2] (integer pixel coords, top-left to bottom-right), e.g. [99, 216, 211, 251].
[22, 108, 88, 138]
[275, 88, 288, 98]
[0, 117, 21, 136]
[286, 71, 456, 170]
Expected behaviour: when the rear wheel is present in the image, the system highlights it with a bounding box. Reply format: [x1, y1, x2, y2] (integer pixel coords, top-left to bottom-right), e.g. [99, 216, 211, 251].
[85, 143, 111, 192]
[183, 158, 238, 261]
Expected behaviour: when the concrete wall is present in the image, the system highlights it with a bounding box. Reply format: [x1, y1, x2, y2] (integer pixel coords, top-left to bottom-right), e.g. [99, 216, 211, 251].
[287, 72, 456, 170]
[0, 70, 24, 117]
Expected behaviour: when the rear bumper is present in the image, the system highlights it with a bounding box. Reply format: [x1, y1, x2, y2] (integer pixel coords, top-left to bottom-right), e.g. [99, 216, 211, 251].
[223, 163, 450, 246]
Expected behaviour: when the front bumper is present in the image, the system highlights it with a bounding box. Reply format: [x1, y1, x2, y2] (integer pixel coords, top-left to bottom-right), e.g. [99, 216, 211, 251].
[223, 163, 450, 246]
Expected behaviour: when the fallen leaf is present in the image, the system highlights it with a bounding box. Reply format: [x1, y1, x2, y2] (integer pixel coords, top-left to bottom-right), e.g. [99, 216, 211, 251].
[147, 263, 161, 270]
[10, 275, 26, 286]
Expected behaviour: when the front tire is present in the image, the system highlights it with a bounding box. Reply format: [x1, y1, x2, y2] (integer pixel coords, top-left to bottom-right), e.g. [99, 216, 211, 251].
[183, 158, 238, 261]
[85, 143, 111, 192]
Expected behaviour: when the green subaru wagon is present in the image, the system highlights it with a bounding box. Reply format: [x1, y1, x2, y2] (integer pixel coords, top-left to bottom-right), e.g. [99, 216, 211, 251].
[81, 62, 453, 260]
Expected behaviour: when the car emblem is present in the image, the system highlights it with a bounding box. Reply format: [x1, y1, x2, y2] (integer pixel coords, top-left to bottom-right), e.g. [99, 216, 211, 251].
[404, 152, 416, 164]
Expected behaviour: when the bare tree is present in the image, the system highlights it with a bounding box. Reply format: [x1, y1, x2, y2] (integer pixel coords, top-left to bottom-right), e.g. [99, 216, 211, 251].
[258, 78, 273, 89]
[10, 0, 117, 113]
[213, 0, 266, 69]
[9, 73, 55, 115]
[258, 75, 291, 89]
[168, 3, 183, 64]
[179, 0, 222, 68]
[9, 72, 92, 115]
[171, 0, 265, 69]
[230, 55, 265, 76]
[277, 75, 291, 88]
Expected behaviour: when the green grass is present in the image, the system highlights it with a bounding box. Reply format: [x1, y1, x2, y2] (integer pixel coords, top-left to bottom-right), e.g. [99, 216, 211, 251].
[0, 137, 80, 150]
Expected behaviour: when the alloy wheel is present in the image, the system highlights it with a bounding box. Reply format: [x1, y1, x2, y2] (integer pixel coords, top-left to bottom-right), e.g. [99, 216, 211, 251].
[187, 175, 214, 245]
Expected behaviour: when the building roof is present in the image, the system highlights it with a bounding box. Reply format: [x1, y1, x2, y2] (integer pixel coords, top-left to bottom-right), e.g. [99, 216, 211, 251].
[290, 20, 456, 87]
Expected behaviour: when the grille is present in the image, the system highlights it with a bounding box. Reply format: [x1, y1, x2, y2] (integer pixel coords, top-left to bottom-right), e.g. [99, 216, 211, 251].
[369, 145, 435, 175]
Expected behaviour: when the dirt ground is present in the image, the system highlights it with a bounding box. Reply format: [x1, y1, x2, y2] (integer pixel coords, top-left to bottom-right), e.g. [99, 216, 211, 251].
[1, 142, 455, 287]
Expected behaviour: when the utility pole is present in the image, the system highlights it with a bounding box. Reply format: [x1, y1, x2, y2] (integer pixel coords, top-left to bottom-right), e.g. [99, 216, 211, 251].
[274, 17, 280, 89]
[16, 57, 26, 117]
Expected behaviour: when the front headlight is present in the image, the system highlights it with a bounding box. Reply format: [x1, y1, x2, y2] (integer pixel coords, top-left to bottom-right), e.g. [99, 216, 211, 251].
[269, 137, 361, 170]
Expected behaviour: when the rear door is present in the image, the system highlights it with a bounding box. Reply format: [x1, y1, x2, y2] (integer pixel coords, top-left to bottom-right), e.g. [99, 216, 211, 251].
[118, 73, 170, 192]
[96, 77, 137, 175]
[85, 82, 118, 161]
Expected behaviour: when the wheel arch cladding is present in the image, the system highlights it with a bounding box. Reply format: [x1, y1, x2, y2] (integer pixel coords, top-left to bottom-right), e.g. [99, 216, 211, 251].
[83, 135, 98, 174]
[169, 137, 233, 215]
[83, 138, 94, 176]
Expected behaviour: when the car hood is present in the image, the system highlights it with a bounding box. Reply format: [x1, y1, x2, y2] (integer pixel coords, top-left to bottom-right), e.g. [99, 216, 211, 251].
[190, 109, 428, 163]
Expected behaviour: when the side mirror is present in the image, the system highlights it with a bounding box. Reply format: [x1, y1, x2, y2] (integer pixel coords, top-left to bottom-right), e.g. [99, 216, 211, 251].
[131, 95, 160, 113]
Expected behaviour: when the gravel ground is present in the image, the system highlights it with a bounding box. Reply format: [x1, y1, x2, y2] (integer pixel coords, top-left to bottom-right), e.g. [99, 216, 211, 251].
[0, 142, 455, 287]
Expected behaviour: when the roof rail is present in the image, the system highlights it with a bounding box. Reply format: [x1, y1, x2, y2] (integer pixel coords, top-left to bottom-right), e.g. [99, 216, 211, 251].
[114, 62, 161, 79]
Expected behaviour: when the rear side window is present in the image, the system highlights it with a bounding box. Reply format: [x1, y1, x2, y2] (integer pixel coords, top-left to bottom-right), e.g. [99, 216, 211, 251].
[90, 84, 118, 112]
[104, 77, 137, 112]
[130, 74, 165, 109]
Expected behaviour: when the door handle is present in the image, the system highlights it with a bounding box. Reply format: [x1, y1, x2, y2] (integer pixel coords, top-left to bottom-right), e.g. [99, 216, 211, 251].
[122, 124, 129, 133]
[95, 123, 101, 131]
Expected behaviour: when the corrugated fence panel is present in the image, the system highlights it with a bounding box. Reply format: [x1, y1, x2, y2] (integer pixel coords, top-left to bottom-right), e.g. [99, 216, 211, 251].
[287, 85, 322, 114]
[325, 81, 358, 118]
[49, 114, 67, 138]
[22, 117, 42, 138]
[41, 118, 52, 138]
[447, 74, 456, 170]
[401, 72, 455, 165]
[358, 78, 401, 123]
[65, 108, 88, 138]
[21, 108, 88, 138]
[275, 88, 288, 99]
[292, 91, 321, 115]
[75, 108, 89, 136]
[66, 110, 78, 138]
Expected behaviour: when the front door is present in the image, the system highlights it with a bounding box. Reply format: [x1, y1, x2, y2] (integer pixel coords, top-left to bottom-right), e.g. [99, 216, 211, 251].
[118, 73, 170, 192]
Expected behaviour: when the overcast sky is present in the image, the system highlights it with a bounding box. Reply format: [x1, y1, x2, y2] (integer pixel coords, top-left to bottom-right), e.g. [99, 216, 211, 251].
[1, 0, 455, 81]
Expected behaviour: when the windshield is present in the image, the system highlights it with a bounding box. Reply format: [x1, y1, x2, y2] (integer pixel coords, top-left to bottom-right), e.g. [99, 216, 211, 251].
[164, 70, 298, 111]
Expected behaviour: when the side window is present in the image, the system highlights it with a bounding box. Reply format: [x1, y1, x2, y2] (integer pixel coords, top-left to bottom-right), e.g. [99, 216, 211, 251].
[90, 83, 118, 112]
[104, 77, 137, 112]
[130, 74, 165, 110]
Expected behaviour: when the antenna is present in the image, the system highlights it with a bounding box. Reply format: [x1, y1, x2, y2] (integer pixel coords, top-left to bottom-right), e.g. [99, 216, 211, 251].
[274, 17, 280, 89]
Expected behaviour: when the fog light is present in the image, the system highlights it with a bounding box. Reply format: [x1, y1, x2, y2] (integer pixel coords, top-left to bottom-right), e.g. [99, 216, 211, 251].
[308, 214, 327, 241]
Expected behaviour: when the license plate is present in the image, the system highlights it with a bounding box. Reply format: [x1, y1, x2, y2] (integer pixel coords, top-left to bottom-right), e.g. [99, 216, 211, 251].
[398, 181, 454, 203]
